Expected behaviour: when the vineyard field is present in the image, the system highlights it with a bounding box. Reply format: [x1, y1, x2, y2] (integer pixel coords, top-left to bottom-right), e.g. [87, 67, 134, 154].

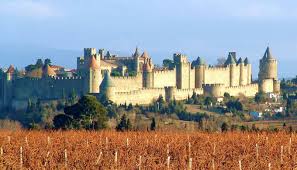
[0, 130, 296, 169]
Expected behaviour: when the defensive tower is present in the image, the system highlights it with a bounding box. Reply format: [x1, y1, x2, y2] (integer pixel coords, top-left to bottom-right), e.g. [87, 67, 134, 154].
[142, 51, 154, 88]
[174, 53, 190, 89]
[193, 57, 206, 88]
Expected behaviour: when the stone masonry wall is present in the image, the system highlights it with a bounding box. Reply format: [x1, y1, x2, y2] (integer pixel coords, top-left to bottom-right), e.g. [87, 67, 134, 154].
[225, 83, 259, 97]
[152, 69, 176, 88]
[110, 75, 143, 92]
[113, 88, 165, 105]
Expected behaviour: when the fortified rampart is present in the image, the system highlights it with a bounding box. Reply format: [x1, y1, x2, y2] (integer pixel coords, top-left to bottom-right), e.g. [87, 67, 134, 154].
[204, 64, 251, 87]
[0, 46, 280, 109]
[225, 84, 258, 97]
[152, 69, 176, 88]
[12, 76, 86, 100]
[110, 75, 143, 92]
[112, 88, 165, 105]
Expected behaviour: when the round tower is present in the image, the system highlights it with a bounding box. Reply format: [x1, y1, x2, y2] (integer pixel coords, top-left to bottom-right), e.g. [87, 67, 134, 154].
[237, 58, 245, 86]
[142, 52, 154, 88]
[229, 57, 236, 87]
[165, 86, 176, 102]
[88, 56, 101, 93]
[259, 47, 278, 81]
[194, 57, 205, 88]
[244, 58, 252, 84]
[203, 84, 225, 98]
[100, 72, 115, 100]
[133, 47, 140, 72]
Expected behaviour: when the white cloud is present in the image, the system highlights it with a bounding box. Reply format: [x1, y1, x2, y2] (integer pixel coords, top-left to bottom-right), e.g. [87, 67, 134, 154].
[0, 0, 61, 18]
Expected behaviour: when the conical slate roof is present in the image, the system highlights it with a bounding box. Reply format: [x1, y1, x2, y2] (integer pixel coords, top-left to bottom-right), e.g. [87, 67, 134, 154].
[192, 57, 205, 67]
[100, 72, 115, 89]
[89, 56, 100, 69]
[133, 46, 140, 58]
[263, 47, 273, 59]
[244, 57, 249, 65]
[225, 53, 236, 65]
[237, 57, 243, 64]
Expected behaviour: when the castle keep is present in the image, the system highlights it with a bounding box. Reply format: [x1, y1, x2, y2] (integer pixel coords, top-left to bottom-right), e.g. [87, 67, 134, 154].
[0, 47, 280, 109]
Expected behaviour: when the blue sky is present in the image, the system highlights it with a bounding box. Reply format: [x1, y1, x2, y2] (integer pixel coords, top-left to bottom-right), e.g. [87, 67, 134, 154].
[0, 0, 296, 78]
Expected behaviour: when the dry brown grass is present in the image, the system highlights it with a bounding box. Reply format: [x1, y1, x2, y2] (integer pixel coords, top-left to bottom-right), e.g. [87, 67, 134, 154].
[0, 130, 296, 169]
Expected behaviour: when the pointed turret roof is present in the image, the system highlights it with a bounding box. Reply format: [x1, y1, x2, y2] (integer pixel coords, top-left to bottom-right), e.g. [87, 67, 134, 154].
[141, 51, 150, 59]
[192, 57, 205, 67]
[133, 46, 140, 58]
[244, 57, 249, 65]
[7, 65, 15, 73]
[100, 72, 115, 90]
[225, 53, 236, 65]
[43, 64, 56, 77]
[263, 46, 273, 59]
[89, 56, 100, 69]
[237, 57, 243, 64]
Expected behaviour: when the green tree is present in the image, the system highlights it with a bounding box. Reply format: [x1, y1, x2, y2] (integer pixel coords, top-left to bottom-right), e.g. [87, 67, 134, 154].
[150, 117, 156, 131]
[221, 122, 229, 132]
[162, 59, 175, 69]
[53, 114, 73, 129]
[226, 99, 243, 112]
[223, 92, 231, 102]
[204, 97, 214, 109]
[128, 71, 137, 76]
[116, 114, 132, 131]
[54, 95, 108, 130]
[127, 103, 133, 111]
[111, 70, 121, 77]
[36, 59, 44, 68]
[255, 92, 266, 104]
[44, 58, 52, 66]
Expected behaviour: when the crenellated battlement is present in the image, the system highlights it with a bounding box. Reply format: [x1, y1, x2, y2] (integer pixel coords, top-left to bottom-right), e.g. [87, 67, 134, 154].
[115, 87, 164, 95]
[206, 66, 229, 71]
[153, 69, 176, 75]
[52, 76, 83, 80]
[225, 83, 258, 89]
[203, 84, 225, 87]
[111, 75, 141, 80]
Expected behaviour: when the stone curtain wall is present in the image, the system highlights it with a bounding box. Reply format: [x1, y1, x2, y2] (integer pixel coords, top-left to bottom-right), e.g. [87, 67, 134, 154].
[204, 65, 251, 87]
[175, 88, 203, 100]
[12, 77, 86, 100]
[110, 75, 143, 92]
[153, 69, 176, 88]
[225, 83, 259, 97]
[204, 67, 230, 86]
[113, 88, 165, 105]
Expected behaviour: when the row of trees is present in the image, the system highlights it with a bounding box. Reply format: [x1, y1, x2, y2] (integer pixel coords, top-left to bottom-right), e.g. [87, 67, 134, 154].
[53, 95, 157, 131]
